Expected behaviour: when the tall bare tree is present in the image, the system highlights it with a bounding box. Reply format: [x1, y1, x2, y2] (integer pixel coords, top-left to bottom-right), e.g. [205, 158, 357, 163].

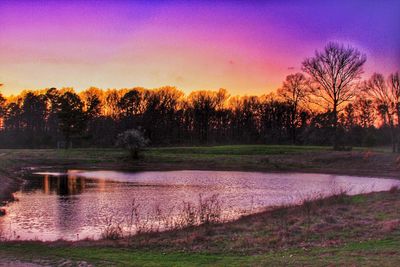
[353, 96, 375, 129]
[0, 84, 5, 129]
[187, 89, 228, 143]
[389, 72, 400, 130]
[80, 87, 104, 119]
[277, 73, 310, 144]
[364, 72, 400, 152]
[302, 42, 366, 149]
[0, 84, 5, 112]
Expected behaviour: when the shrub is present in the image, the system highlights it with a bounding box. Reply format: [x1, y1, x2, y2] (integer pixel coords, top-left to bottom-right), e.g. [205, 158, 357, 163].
[116, 129, 149, 159]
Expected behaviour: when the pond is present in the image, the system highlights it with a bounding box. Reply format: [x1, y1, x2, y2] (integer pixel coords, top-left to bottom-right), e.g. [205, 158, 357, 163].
[0, 170, 399, 241]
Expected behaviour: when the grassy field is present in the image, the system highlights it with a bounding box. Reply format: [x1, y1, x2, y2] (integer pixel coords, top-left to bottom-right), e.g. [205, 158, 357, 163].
[1, 237, 400, 266]
[0, 144, 398, 175]
[0, 145, 399, 266]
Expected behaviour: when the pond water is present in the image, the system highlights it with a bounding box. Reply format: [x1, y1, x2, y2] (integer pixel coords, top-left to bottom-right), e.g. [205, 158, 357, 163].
[0, 170, 399, 241]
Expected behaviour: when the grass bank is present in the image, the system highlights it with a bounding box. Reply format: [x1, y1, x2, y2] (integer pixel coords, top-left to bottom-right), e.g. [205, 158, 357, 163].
[1, 238, 400, 266]
[0, 144, 398, 175]
[1, 190, 400, 266]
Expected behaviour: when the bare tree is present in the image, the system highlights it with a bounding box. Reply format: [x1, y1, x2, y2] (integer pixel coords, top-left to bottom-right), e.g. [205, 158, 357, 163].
[0, 84, 5, 126]
[187, 89, 229, 143]
[302, 42, 366, 149]
[389, 72, 400, 132]
[277, 73, 310, 144]
[364, 72, 400, 152]
[353, 96, 376, 129]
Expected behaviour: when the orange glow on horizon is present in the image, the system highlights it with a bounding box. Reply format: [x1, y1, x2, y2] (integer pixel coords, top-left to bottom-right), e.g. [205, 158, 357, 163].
[0, 1, 398, 97]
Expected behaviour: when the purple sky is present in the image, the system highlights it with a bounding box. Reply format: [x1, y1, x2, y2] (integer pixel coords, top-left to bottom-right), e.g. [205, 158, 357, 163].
[0, 0, 399, 95]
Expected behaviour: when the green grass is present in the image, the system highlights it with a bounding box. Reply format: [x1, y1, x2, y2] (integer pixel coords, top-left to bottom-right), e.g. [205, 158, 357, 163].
[350, 194, 367, 203]
[147, 144, 393, 156]
[0, 145, 335, 172]
[0, 145, 390, 168]
[1, 237, 399, 266]
[147, 145, 331, 156]
[0, 144, 385, 164]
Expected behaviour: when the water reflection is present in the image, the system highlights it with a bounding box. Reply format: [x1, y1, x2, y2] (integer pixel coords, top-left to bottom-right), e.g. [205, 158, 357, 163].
[0, 170, 399, 241]
[30, 174, 87, 195]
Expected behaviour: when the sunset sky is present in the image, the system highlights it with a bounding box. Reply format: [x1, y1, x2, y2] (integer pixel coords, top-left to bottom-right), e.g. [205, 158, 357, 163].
[0, 0, 399, 96]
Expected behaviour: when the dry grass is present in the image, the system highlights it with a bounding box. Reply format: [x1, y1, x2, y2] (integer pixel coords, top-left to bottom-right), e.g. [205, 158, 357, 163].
[100, 194, 224, 241]
[91, 189, 400, 254]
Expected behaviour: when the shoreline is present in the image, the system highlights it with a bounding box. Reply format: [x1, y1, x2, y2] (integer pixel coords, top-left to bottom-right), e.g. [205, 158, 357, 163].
[33, 160, 400, 179]
[0, 147, 399, 209]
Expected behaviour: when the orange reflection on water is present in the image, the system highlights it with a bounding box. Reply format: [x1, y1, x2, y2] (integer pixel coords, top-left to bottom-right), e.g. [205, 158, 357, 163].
[43, 175, 50, 194]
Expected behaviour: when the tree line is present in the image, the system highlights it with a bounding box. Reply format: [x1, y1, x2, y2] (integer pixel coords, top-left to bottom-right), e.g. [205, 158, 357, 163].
[0, 42, 399, 151]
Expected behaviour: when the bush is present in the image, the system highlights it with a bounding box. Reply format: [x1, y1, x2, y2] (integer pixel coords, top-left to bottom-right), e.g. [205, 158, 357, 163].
[116, 129, 149, 159]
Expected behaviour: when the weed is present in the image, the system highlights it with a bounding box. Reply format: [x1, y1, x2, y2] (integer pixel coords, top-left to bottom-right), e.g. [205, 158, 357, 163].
[389, 185, 399, 193]
[101, 215, 123, 240]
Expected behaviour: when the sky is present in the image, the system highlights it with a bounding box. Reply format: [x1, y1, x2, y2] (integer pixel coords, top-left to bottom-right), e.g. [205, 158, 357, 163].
[0, 0, 399, 96]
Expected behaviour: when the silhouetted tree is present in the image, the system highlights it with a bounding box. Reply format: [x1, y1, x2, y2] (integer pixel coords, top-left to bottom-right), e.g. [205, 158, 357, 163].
[186, 89, 229, 144]
[4, 100, 23, 131]
[81, 87, 103, 119]
[389, 72, 400, 151]
[21, 92, 47, 146]
[364, 72, 400, 152]
[228, 96, 260, 143]
[0, 44, 397, 149]
[304, 111, 336, 145]
[118, 88, 144, 118]
[44, 88, 61, 142]
[277, 73, 310, 144]
[0, 84, 392, 148]
[353, 96, 375, 129]
[259, 95, 292, 143]
[104, 89, 121, 119]
[302, 42, 366, 149]
[0, 91, 5, 119]
[142, 86, 183, 144]
[57, 91, 87, 148]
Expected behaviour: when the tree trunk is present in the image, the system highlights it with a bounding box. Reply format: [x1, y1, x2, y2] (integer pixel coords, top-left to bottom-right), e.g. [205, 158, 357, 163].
[397, 109, 400, 153]
[130, 148, 139, 159]
[388, 113, 397, 153]
[291, 107, 297, 145]
[390, 126, 396, 153]
[65, 133, 71, 150]
[292, 126, 296, 145]
[397, 127, 400, 153]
